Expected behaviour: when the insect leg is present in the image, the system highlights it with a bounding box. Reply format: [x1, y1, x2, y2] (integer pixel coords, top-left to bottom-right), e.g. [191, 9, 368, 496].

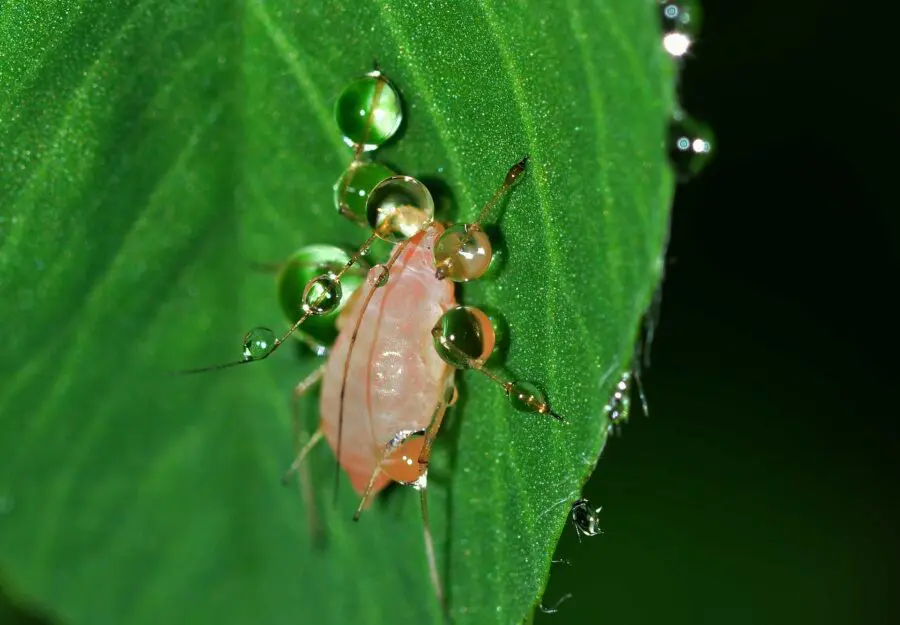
[417, 373, 456, 474]
[431, 313, 567, 423]
[419, 487, 445, 613]
[282, 364, 326, 539]
[415, 375, 455, 614]
[351, 465, 384, 522]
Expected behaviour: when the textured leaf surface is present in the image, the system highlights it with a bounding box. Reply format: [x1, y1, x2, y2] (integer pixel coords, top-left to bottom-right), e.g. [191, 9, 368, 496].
[0, 1, 674, 623]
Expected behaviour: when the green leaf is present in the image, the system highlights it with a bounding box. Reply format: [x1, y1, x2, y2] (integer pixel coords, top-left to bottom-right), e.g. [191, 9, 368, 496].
[0, 1, 674, 624]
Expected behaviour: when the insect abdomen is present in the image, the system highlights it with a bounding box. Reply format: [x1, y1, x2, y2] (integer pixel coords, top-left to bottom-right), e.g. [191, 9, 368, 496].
[319, 225, 454, 495]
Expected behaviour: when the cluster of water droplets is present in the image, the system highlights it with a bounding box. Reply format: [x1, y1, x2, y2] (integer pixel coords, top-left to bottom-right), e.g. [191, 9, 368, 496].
[659, 0, 715, 182]
[331, 69, 441, 245]
[604, 370, 635, 435]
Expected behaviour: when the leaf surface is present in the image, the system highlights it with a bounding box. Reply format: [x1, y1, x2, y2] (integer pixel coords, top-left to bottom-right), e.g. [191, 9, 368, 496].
[0, 1, 674, 623]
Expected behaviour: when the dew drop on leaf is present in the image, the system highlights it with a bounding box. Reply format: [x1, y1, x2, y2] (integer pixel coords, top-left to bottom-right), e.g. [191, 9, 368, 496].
[335, 71, 403, 151]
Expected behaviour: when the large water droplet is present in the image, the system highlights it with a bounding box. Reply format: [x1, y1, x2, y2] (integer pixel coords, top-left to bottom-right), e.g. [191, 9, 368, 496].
[366, 175, 435, 242]
[242, 327, 277, 361]
[669, 110, 715, 182]
[433, 223, 493, 282]
[432, 305, 495, 369]
[277, 245, 364, 348]
[335, 70, 403, 152]
[334, 161, 395, 225]
[571, 499, 602, 537]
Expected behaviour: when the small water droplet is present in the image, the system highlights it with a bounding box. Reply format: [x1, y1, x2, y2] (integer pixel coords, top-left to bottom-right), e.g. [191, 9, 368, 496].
[605, 370, 633, 433]
[571, 499, 602, 537]
[659, 1, 701, 58]
[242, 327, 277, 361]
[669, 110, 714, 182]
[302, 274, 342, 315]
[367, 263, 389, 288]
[506, 380, 547, 414]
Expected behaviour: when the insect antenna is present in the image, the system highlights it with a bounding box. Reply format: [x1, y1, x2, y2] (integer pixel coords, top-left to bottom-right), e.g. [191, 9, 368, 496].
[172, 231, 381, 375]
[472, 154, 528, 228]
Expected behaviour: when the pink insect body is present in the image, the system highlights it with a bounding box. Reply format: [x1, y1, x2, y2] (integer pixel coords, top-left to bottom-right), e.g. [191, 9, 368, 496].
[319, 224, 455, 495]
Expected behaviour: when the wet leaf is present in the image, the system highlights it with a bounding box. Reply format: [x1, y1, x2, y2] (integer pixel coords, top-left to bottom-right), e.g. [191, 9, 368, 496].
[0, 1, 674, 624]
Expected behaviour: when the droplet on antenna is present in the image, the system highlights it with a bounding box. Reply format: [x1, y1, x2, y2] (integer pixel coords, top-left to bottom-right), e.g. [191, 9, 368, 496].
[335, 70, 403, 152]
[302, 274, 343, 315]
[242, 327, 277, 361]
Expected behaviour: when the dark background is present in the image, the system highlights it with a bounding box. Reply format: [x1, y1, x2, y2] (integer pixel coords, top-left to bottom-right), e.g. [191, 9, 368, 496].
[3, 1, 897, 623]
[535, 2, 899, 624]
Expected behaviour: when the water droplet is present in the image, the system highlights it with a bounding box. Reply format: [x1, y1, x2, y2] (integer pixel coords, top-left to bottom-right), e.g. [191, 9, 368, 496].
[432, 306, 495, 369]
[669, 110, 714, 181]
[571, 499, 602, 537]
[277, 244, 363, 347]
[506, 380, 547, 414]
[367, 263, 389, 288]
[333, 161, 395, 225]
[382, 431, 427, 486]
[366, 175, 434, 242]
[242, 327, 277, 361]
[433, 223, 493, 282]
[605, 370, 633, 432]
[334, 70, 403, 152]
[302, 273, 343, 315]
[659, 1, 701, 58]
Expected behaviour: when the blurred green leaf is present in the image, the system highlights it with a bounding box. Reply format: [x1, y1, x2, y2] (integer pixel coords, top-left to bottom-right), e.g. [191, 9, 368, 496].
[0, 1, 673, 624]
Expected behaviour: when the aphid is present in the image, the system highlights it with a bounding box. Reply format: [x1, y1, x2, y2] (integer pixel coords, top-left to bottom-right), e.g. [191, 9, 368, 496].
[570, 498, 603, 538]
[181, 66, 566, 611]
